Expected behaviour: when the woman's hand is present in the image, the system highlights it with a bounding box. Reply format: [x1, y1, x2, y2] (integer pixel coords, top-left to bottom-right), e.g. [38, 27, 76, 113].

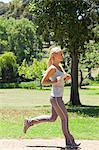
[51, 76, 62, 85]
[56, 76, 63, 82]
[64, 74, 71, 81]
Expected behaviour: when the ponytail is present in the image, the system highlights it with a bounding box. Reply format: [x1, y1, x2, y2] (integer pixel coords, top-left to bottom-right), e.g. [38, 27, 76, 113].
[48, 55, 52, 67]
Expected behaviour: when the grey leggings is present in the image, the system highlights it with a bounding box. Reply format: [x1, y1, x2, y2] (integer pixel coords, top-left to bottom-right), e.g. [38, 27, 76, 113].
[31, 97, 73, 143]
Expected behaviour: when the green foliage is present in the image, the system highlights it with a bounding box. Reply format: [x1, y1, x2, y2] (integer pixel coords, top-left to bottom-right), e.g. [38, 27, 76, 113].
[29, 0, 98, 105]
[95, 73, 99, 81]
[32, 58, 47, 81]
[18, 58, 47, 84]
[0, 81, 39, 89]
[7, 17, 42, 63]
[0, 82, 18, 88]
[79, 25, 99, 70]
[89, 80, 99, 86]
[80, 42, 99, 69]
[0, 52, 17, 82]
[0, 17, 9, 53]
[93, 24, 99, 38]
[82, 78, 90, 86]
[18, 59, 32, 79]
[31, 0, 98, 50]
[0, 2, 9, 16]
[18, 81, 37, 89]
[0, 17, 43, 64]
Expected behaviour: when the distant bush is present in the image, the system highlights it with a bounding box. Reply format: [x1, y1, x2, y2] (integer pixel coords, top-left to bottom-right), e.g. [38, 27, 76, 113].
[95, 73, 99, 81]
[81, 77, 99, 86]
[82, 78, 90, 86]
[0, 81, 40, 89]
[18, 58, 47, 89]
[89, 80, 99, 86]
[0, 52, 18, 83]
[0, 83, 18, 88]
[18, 81, 37, 89]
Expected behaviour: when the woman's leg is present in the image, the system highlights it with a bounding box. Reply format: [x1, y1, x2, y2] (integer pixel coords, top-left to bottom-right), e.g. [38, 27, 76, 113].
[30, 106, 58, 124]
[23, 100, 58, 133]
[50, 97, 75, 146]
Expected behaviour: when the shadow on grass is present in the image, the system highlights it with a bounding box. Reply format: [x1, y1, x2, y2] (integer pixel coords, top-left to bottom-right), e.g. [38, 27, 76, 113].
[27, 145, 80, 150]
[67, 105, 99, 117]
[34, 104, 99, 117]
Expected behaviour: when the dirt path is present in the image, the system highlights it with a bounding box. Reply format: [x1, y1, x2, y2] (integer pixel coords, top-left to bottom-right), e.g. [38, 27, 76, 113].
[0, 139, 99, 150]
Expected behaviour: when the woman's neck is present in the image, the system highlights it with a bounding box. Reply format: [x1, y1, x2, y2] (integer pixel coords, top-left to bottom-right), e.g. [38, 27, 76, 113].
[53, 62, 60, 67]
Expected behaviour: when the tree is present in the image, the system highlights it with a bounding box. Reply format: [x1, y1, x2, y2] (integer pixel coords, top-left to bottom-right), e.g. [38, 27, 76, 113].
[0, 2, 9, 16]
[32, 58, 47, 89]
[0, 17, 43, 64]
[29, 0, 98, 105]
[18, 58, 47, 88]
[7, 0, 22, 18]
[7, 17, 43, 64]
[79, 25, 99, 86]
[0, 17, 8, 54]
[18, 59, 31, 80]
[0, 52, 17, 82]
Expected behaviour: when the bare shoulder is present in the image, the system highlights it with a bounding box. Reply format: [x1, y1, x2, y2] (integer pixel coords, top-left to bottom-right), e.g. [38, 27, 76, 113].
[45, 65, 56, 76]
[41, 65, 56, 84]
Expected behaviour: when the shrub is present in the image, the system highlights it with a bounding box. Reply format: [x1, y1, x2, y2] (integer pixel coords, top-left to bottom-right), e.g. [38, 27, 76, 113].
[82, 78, 90, 86]
[0, 52, 18, 83]
[0, 83, 18, 88]
[18, 81, 37, 89]
[95, 73, 99, 81]
[0, 81, 40, 89]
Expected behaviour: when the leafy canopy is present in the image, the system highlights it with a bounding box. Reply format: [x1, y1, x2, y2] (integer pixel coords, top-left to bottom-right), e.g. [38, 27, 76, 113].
[30, 0, 98, 52]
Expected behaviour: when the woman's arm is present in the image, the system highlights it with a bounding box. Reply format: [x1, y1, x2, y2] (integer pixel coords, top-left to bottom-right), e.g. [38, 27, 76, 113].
[41, 67, 57, 85]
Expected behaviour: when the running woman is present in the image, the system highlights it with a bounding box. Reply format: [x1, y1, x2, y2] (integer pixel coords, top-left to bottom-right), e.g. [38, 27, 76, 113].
[23, 46, 80, 148]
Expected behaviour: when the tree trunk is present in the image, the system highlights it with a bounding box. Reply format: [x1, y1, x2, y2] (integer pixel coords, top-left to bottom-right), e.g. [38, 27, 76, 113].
[40, 79, 42, 89]
[80, 69, 83, 89]
[70, 51, 81, 106]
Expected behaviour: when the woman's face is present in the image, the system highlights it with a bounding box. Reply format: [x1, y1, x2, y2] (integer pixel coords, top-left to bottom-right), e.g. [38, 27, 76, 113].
[54, 51, 63, 62]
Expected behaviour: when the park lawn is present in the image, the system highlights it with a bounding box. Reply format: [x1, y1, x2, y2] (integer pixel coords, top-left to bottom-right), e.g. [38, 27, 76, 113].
[0, 87, 99, 139]
[0, 107, 99, 140]
[0, 87, 99, 107]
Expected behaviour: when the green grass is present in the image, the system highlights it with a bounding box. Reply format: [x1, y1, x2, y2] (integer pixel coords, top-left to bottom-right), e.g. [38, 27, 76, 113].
[0, 107, 99, 140]
[0, 87, 99, 107]
[89, 81, 99, 86]
[0, 87, 99, 139]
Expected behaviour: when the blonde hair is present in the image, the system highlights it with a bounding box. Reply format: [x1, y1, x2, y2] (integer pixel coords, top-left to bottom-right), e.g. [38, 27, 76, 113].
[48, 46, 62, 67]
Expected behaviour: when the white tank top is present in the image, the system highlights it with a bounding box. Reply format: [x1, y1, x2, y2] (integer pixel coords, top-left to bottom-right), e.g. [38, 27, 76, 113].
[50, 64, 66, 97]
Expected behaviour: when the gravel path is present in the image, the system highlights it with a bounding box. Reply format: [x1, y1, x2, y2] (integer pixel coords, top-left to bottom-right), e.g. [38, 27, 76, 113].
[0, 139, 99, 150]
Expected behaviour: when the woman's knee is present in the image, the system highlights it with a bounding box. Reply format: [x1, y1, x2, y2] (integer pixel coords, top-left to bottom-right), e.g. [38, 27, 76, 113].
[50, 115, 57, 122]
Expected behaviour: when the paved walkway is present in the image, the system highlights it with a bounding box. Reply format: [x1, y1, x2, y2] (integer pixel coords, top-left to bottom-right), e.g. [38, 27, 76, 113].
[0, 139, 99, 150]
[81, 86, 99, 89]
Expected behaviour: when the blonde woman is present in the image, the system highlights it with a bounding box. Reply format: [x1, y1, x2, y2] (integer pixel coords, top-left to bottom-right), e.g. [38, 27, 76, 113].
[23, 46, 80, 148]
